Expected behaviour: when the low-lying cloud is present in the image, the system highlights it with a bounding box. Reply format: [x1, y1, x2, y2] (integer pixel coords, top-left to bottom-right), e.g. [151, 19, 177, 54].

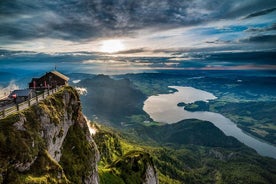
[0, 81, 19, 99]
[75, 87, 87, 96]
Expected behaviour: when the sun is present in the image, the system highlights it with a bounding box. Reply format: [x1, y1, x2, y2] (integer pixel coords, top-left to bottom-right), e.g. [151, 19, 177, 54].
[100, 39, 125, 53]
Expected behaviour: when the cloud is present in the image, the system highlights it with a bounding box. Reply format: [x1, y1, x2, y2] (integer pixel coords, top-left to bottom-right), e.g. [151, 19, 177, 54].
[241, 34, 276, 43]
[116, 48, 148, 54]
[205, 40, 232, 44]
[1, 49, 276, 74]
[243, 7, 276, 19]
[75, 87, 87, 95]
[0, 0, 276, 57]
[72, 80, 81, 84]
[246, 23, 276, 32]
[0, 81, 19, 99]
[1, 0, 276, 43]
[197, 51, 276, 65]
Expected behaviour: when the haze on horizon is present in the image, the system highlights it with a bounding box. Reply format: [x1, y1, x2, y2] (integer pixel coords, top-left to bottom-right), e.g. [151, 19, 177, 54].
[0, 0, 276, 70]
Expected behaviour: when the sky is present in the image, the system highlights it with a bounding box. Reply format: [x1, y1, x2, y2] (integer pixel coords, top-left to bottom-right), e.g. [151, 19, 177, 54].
[0, 0, 276, 71]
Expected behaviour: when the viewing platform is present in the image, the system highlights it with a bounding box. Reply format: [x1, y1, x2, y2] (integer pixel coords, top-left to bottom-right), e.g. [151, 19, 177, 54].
[0, 87, 63, 119]
[0, 70, 69, 119]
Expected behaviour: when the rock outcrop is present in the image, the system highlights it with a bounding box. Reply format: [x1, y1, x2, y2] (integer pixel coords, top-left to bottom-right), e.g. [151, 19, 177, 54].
[0, 86, 158, 184]
[0, 86, 99, 183]
[93, 127, 159, 184]
[143, 163, 159, 184]
[107, 151, 158, 184]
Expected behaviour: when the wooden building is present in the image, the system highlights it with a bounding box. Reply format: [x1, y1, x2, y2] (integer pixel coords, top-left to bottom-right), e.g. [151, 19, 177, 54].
[29, 70, 69, 90]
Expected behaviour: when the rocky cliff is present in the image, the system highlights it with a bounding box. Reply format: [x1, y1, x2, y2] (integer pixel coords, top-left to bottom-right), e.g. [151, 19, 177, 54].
[0, 86, 99, 183]
[0, 86, 158, 184]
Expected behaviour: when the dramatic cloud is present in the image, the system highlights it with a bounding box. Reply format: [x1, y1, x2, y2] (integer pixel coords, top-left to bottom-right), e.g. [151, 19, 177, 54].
[241, 34, 276, 43]
[246, 23, 276, 32]
[243, 7, 276, 19]
[1, 0, 276, 42]
[0, 50, 275, 74]
[0, 0, 276, 70]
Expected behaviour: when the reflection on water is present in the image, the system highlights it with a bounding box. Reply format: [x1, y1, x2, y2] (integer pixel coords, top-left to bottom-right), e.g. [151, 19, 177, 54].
[143, 86, 276, 159]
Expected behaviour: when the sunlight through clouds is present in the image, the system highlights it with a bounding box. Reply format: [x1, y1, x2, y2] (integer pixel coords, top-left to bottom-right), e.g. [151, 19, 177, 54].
[100, 40, 125, 53]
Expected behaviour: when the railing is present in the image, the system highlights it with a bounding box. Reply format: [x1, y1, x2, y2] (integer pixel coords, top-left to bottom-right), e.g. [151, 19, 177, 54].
[0, 86, 63, 119]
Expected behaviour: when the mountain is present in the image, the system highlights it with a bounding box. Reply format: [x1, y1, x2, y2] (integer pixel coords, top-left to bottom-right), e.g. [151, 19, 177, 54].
[92, 120, 276, 184]
[93, 126, 158, 184]
[1, 84, 276, 184]
[77, 75, 147, 125]
[136, 119, 243, 148]
[0, 86, 99, 183]
[0, 86, 157, 184]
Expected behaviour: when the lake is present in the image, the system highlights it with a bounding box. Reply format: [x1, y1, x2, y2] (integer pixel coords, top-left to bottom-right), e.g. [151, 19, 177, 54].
[143, 86, 276, 159]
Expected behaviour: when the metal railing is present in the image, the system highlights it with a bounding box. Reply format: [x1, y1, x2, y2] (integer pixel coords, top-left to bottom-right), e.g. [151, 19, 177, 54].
[0, 86, 63, 119]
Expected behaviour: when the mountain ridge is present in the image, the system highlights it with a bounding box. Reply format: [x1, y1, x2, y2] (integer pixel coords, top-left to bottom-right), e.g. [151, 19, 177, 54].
[0, 86, 158, 184]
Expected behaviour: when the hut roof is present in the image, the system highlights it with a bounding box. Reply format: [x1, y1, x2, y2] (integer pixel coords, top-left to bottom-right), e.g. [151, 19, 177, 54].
[9, 89, 32, 97]
[50, 70, 69, 81]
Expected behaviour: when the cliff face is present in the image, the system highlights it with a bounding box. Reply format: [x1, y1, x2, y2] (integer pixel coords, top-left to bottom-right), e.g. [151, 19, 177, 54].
[0, 86, 99, 183]
[0, 86, 158, 184]
[143, 163, 158, 184]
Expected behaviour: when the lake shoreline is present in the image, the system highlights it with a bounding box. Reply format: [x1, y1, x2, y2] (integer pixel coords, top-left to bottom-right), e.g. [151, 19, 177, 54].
[143, 86, 276, 159]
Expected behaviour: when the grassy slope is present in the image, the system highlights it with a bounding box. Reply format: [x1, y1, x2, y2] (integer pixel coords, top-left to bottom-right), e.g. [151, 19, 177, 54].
[137, 119, 243, 148]
[93, 125, 157, 184]
[72, 74, 276, 183]
[93, 122, 276, 184]
[60, 123, 98, 183]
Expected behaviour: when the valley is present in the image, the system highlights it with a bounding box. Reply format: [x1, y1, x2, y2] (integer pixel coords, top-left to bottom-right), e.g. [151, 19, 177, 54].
[70, 70, 276, 183]
[71, 70, 276, 147]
